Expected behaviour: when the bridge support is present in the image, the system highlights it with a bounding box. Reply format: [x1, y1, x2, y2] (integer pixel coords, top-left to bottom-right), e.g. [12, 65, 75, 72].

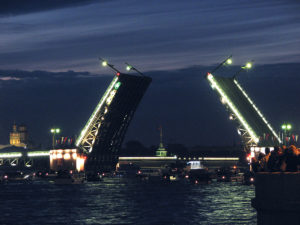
[252, 172, 300, 225]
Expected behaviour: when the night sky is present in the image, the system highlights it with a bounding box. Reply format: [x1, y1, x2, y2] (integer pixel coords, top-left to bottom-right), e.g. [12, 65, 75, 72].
[0, 0, 300, 148]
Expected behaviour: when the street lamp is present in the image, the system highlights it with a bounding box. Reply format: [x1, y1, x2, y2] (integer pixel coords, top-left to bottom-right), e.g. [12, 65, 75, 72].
[281, 123, 292, 145]
[210, 55, 233, 74]
[125, 62, 144, 76]
[50, 128, 60, 149]
[233, 61, 253, 79]
[99, 57, 121, 76]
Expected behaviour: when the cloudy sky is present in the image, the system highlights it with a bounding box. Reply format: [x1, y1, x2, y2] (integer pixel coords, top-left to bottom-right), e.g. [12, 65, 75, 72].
[0, 0, 300, 147]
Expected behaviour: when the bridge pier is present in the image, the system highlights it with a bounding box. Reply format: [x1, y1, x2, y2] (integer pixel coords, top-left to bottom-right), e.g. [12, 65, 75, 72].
[252, 172, 300, 225]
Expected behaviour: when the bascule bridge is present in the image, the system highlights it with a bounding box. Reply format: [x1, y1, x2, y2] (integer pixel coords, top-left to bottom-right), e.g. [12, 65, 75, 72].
[75, 63, 152, 172]
[0, 61, 151, 172]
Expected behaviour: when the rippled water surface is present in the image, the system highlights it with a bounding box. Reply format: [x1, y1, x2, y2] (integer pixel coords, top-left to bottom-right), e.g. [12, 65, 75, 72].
[0, 179, 256, 224]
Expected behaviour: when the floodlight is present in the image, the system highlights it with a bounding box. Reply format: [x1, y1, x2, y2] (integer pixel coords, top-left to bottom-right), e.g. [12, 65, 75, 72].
[102, 61, 108, 67]
[126, 65, 132, 71]
[245, 62, 252, 69]
[226, 58, 232, 65]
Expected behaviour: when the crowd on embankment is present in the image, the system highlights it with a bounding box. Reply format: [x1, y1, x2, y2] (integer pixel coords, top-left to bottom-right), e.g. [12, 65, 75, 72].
[251, 145, 300, 172]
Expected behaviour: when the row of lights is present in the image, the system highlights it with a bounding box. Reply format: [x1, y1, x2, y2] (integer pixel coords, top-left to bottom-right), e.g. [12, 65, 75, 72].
[207, 73, 260, 144]
[75, 76, 119, 148]
[233, 79, 282, 144]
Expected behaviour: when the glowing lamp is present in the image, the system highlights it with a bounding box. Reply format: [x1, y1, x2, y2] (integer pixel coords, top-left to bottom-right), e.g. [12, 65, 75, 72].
[102, 61, 108, 67]
[116, 72, 120, 76]
[72, 153, 77, 159]
[245, 62, 252, 69]
[226, 58, 232, 65]
[114, 82, 121, 90]
[287, 124, 292, 130]
[126, 65, 132, 71]
[64, 153, 71, 160]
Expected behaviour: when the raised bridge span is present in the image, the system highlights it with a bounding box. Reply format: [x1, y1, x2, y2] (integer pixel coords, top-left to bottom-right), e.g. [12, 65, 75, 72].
[206, 72, 281, 148]
[0, 69, 151, 172]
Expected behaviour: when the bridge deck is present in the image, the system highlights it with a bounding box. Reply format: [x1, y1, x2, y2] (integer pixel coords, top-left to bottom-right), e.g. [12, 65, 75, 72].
[207, 73, 280, 146]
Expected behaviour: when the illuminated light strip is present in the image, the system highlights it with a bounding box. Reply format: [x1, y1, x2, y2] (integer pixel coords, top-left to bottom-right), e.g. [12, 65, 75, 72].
[233, 80, 281, 144]
[207, 73, 259, 143]
[119, 156, 177, 160]
[76, 76, 119, 146]
[0, 152, 22, 158]
[203, 157, 239, 161]
[28, 151, 50, 157]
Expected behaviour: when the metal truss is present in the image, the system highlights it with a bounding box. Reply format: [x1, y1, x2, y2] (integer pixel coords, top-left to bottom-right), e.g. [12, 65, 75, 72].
[226, 108, 257, 148]
[76, 77, 119, 154]
[80, 115, 103, 153]
[0, 158, 33, 167]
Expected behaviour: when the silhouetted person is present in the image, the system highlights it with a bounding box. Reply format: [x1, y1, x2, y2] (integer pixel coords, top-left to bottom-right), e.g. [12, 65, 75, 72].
[257, 152, 265, 172]
[267, 146, 281, 172]
[285, 145, 298, 172]
[251, 157, 259, 173]
[262, 147, 271, 171]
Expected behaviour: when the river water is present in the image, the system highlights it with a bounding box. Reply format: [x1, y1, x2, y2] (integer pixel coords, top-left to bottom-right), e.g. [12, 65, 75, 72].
[0, 179, 256, 224]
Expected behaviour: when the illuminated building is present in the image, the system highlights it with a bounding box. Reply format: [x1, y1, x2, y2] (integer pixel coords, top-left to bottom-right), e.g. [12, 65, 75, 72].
[156, 126, 167, 157]
[50, 149, 85, 172]
[76, 72, 152, 172]
[9, 124, 28, 147]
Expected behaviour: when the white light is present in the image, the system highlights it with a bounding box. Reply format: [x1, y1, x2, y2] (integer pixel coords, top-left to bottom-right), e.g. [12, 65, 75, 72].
[102, 61, 108, 67]
[28, 151, 50, 157]
[203, 157, 239, 161]
[64, 153, 71, 160]
[0, 152, 22, 158]
[119, 156, 177, 160]
[221, 97, 227, 104]
[72, 153, 77, 159]
[226, 58, 232, 65]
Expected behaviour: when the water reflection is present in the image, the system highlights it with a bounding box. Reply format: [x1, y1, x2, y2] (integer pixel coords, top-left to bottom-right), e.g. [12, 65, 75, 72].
[0, 179, 256, 224]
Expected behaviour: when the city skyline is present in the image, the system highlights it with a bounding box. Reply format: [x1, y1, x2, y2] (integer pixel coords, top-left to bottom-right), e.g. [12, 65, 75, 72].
[1, 0, 300, 147]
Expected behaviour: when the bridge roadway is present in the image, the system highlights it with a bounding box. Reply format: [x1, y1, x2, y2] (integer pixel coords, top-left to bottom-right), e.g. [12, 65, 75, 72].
[0, 146, 49, 169]
[0, 147, 240, 171]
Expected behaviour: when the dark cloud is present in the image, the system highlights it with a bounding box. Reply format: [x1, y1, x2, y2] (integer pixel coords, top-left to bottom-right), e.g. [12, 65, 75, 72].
[1, 63, 300, 148]
[0, 0, 103, 16]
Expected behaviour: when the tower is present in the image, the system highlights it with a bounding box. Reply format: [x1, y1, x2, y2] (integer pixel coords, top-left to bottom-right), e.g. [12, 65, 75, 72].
[9, 123, 27, 147]
[156, 126, 167, 157]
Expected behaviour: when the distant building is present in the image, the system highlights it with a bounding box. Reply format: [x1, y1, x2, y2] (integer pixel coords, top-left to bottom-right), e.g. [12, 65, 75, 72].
[9, 124, 28, 147]
[156, 126, 167, 157]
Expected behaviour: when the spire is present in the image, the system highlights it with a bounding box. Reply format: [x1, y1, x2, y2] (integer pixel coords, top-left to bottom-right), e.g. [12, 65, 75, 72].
[159, 125, 164, 149]
[13, 122, 17, 132]
[156, 125, 167, 157]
